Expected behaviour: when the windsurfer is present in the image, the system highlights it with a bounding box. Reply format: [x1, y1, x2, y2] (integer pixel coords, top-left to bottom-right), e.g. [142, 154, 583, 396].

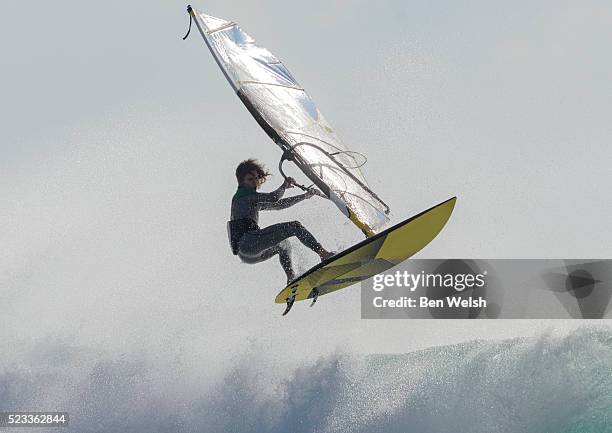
[227, 159, 334, 283]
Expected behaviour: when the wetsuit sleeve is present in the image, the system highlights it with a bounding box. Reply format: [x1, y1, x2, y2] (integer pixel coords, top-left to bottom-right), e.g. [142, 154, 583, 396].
[252, 184, 287, 206]
[259, 193, 309, 211]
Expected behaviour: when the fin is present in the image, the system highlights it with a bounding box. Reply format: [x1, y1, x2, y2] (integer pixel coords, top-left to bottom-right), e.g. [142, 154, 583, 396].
[309, 288, 320, 307]
[281, 285, 299, 316]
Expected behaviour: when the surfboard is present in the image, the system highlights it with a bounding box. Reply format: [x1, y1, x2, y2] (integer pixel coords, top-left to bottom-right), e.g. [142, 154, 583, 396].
[275, 196, 457, 314]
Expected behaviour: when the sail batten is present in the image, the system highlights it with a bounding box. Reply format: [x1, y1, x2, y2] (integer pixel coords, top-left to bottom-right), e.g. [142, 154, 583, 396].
[240, 81, 305, 91]
[189, 6, 391, 235]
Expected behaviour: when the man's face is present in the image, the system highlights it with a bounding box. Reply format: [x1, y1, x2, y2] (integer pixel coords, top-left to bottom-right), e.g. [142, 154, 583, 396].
[241, 171, 260, 189]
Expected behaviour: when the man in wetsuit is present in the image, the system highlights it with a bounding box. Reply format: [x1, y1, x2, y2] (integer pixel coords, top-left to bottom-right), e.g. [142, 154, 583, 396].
[227, 158, 334, 284]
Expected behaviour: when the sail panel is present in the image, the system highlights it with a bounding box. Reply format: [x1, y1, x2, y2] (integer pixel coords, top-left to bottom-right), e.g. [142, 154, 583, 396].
[192, 9, 390, 234]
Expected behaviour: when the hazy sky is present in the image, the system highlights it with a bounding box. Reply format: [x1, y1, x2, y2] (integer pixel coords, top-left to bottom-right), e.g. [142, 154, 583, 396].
[2, 0, 611, 366]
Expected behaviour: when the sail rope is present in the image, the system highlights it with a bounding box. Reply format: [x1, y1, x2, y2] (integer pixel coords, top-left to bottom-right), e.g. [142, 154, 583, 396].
[182, 6, 193, 40]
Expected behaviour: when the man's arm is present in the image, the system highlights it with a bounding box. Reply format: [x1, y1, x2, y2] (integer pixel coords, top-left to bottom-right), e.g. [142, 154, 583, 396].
[254, 183, 287, 204]
[253, 177, 296, 206]
[259, 188, 321, 211]
[259, 193, 309, 210]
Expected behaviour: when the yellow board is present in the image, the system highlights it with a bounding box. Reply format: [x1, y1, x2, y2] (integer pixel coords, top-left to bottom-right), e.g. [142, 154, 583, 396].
[275, 196, 457, 305]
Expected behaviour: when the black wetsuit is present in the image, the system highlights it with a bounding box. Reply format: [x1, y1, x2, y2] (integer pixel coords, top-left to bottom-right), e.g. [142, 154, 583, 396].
[227, 184, 323, 281]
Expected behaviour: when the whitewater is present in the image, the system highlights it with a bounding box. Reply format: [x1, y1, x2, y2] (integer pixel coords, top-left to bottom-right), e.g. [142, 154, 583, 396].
[1, 327, 610, 433]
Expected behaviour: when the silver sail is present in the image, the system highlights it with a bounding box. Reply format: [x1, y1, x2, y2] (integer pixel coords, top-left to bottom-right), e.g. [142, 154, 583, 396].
[188, 6, 390, 236]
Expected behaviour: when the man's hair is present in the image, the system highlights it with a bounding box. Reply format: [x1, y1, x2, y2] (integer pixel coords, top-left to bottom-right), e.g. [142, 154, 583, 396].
[235, 158, 271, 185]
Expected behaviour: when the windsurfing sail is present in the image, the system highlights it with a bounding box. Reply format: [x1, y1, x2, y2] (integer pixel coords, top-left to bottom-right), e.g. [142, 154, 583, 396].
[186, 5, 390, 236]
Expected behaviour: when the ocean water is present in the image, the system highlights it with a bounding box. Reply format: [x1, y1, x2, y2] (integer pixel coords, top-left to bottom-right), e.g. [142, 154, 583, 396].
[1, 326, 611, 433]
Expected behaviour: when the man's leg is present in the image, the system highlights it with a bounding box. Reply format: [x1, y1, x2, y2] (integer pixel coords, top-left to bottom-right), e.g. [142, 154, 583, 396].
[241, 221, 326, 255]
[284, 221, 334, 261]
[238, 221, 330, 278]
[270, 241, 296, 283]
[278, 243, 296, 283]
[280, 221, 327, 256]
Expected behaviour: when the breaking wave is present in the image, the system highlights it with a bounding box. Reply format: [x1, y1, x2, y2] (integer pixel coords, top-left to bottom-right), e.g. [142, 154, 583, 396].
[2, 326, 612, 433]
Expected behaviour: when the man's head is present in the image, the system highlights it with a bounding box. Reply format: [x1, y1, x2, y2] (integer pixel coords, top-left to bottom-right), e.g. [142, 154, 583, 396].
[235, 158, 270, 189]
